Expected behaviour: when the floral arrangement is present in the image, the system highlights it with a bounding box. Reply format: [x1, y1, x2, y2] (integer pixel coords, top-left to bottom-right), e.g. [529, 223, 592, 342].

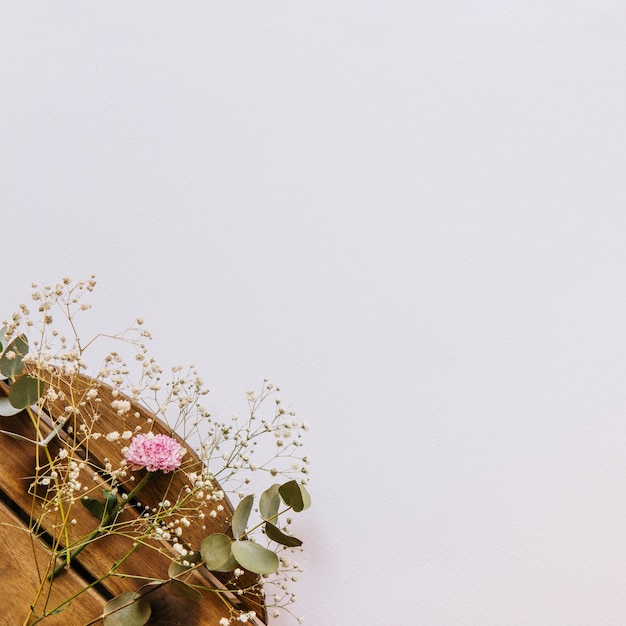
[0, 277, 311, 626]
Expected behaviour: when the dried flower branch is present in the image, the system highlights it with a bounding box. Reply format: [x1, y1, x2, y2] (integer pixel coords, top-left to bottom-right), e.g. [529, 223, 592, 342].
[0, 277, 311, 626]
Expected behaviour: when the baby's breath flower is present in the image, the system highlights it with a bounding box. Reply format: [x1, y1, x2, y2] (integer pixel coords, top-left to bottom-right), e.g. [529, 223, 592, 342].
[5, 278, 311, 624]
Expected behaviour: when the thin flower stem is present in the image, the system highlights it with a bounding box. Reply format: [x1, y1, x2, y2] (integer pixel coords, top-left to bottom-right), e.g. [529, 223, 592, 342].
[236, 505, 293, 540]
[49, 471, 153, 580]
[6, 281, 309, 625]
[30, 527, 151, 625]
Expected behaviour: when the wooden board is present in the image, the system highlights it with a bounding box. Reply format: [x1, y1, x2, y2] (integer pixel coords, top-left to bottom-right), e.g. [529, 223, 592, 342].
[0, 499, 105, 625]
[0, 373, 267, 625]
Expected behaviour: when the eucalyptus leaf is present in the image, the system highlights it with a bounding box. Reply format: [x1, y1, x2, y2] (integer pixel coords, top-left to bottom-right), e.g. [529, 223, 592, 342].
[231, 539, 279, 575]
[200, 533, 233, 571]
[8, 375, 44, 409]
[278, 480, 311, 513]
[103, 592, 151, 626]
[211, 551, 239, 573]
[0, 397, 23, 417]
[231, 494, 253, 538]
[168, 561, 189, 579]
[265, 521, 303, 547]
[171, 580, 203, 604]
[82, 490, 119, 524]
[259, 484, 281, 521]
[295, 481, 311, 511]
[102, 489, 119, 521]
[0, 334, 29, 378]
[81, 496, 105, 521]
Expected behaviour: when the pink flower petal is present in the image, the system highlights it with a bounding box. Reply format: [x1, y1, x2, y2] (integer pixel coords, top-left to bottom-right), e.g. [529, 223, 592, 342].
[124, 433, 185, 473]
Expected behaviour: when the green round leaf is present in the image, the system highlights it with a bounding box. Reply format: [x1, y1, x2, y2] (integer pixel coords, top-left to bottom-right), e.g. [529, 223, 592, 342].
[200, 533, 233, 571]
[232, 494, 254, 538]
[212, 551, 239, 573]
[171, 580, 203, 604]
[103, 592, 151, 626]
[231, 539, 279, 575]
[278, 480, 311, 512]
[0, 334, 29, 379]
[9, 375, 44, 409]
[259, 484, 281, 521]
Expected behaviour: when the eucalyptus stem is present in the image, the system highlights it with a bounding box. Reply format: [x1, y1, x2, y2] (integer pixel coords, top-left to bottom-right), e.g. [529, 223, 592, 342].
[49, 471, 153, 580]
[238, 505, 292, 540]
[30, 527, 150, 626]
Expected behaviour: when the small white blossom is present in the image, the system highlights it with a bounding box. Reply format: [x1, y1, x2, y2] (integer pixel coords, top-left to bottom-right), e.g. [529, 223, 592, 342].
[111, 399, 131, 415]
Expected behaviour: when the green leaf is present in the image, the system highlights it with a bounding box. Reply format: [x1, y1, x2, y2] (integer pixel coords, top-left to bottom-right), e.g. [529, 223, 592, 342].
[102, 489, 118, 519]
[231, 540, 279, 575]
[171, 580, 203, 604]
[81, 496, 105, 520]
[278, 480, 311, 513]
[168, 551, 201, 578]
[299, 483, 312, 511]
[0, 334, 29, 378]
[231, 494, 253, 538]
[212, 550, 239, 573]
[0, 397, 23, 417]
[200, 533, 233, 571]
[264, 521, 303, 547]
[168, 561, 188, 578]
[259, 484, 281, 521]
[81, 490, 119, 524]
[103, 592, 151, 626]
[9, 375, 44, 409]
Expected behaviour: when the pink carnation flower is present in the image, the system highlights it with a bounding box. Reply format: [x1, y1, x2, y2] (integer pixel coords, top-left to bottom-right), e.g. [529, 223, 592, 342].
[124, 433, 185, 473]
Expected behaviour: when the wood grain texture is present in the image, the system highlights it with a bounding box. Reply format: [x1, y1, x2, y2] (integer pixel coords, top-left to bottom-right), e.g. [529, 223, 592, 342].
[0, 501, 105, 625]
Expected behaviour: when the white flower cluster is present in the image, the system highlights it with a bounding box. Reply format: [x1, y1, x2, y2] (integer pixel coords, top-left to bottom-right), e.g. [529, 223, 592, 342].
[3, 277, 310, 626]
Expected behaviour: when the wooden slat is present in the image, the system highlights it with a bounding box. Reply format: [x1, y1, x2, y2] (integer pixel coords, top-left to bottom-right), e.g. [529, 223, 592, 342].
[38, 369, 265, 618]
[0, 406, 168, 599]
[0, 410, 220, 624]
[0, 499, 106, 625]
[39, 369, 233, 540]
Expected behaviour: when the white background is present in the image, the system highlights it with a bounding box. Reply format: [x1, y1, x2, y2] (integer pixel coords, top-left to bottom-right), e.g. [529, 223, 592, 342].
[3, 2, 626, 625]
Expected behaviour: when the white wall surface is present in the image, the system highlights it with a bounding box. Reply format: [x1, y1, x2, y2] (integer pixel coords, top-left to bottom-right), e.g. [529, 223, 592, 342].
[3, 2, 626, 624]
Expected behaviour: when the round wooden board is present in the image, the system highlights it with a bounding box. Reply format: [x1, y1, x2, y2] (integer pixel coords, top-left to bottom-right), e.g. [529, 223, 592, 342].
[0, 372, 266, 625]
